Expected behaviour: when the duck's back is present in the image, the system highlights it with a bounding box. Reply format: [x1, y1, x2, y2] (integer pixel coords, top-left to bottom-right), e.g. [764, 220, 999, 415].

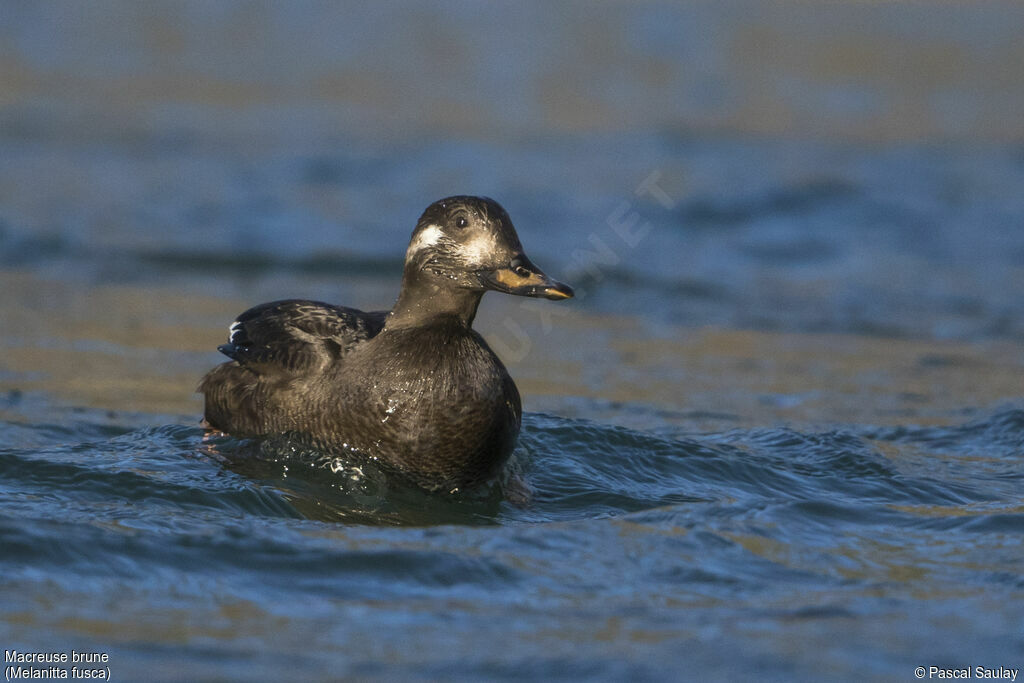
[199, 299, 386, 436]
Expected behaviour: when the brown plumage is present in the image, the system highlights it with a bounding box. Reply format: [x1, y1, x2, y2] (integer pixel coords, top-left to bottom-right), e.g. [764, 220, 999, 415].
[198, 196, 573, 492]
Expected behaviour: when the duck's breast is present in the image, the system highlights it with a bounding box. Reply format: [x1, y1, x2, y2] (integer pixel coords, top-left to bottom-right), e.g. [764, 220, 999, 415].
[328, 324, 521, 489]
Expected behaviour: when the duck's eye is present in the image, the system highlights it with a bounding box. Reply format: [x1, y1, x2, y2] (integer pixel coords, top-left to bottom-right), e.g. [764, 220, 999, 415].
[455, 215, 469, 229]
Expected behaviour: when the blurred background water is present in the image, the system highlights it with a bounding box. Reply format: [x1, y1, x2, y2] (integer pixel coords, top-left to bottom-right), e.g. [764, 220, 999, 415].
[1, 2, 1023, 681]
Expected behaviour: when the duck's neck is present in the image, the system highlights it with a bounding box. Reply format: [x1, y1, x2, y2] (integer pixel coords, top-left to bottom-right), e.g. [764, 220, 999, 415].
[385, 268, 484, 330]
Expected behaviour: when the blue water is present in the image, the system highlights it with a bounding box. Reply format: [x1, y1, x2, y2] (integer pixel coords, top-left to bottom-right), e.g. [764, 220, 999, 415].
[3, 3, 1024, 681]
[2, 395, 1023, 680]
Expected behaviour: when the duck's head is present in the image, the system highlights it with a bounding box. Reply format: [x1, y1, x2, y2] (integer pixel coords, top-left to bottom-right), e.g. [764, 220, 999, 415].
[404, 196, 574, 301]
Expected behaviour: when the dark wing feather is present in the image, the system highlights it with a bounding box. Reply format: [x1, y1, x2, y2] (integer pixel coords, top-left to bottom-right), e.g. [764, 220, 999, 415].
[217, 299, 386, 374]
[200, 299, 386, 435]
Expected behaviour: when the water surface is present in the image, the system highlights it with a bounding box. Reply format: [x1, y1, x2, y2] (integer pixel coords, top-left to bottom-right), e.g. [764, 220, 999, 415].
[2, 3, 1024, 681]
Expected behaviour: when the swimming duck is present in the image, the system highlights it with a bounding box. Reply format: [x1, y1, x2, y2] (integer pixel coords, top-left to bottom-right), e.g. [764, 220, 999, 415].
[199, 196, 573, 492]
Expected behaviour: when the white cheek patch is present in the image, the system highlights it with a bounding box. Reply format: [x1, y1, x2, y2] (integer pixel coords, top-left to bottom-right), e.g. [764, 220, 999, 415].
[228, 321, 242, 343]
[458, 234, 498, 266]
[406, 225, 444, 262]
[403, 227, 444, 264]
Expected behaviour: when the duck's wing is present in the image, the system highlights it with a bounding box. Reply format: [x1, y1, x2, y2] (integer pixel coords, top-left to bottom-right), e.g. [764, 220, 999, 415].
[215, 299, 387, 375]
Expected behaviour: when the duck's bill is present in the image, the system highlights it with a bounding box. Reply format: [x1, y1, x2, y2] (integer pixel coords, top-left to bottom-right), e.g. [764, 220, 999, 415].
[478, 255, 574, 300]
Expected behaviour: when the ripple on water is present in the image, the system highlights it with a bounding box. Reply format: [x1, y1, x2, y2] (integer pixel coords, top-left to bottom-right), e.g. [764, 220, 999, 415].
[1, 405, 1022, 681]
[3, 408, 1023, 530]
